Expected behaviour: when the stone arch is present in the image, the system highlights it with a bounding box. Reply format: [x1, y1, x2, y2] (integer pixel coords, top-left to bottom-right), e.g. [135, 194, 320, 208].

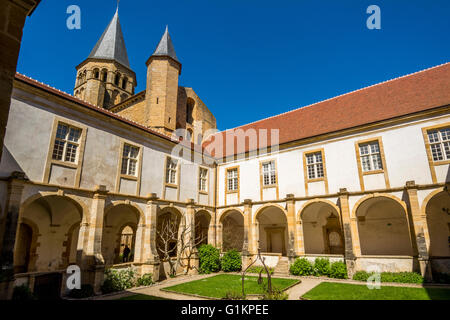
[219, 208, 244, 252]
[298, 199, 344, 255]
[114, 223, 137, 263]
[101, 69, 108, 82]
[194, 209, 212, 246]
[14, 217, 40, 273]
[122, 77, 128, 90]
[421, 188, 450, 257]
[114, 72, 121, 86]
[17, 193, 85, 272]
[156, 206, 183, 259]
[102, 201, 144, 265]
[93, 68, 100, 79]
[354, 193, 412, 256]
[254, 204, 288, 255]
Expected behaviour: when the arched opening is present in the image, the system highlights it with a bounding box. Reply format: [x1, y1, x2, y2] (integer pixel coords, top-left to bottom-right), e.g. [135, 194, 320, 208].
[156, 208, 182, 259]
[220, 210, 244, 252]
[15, 195, 83, 272]
[122, 77, 128, 90]
[93, 68, 100, 79]
[114, 73, 121, 86]
[14, 223, 33, 273]
[425, 191, 450, 257]
[300, 201, 344, 254]
[256, 206, 288, 255]
[186, 98, 195, 124]
[102, 203, 141, 265]
[356, 196, 413, 256]
[101, 69, 108, 82]
[195, 210, 211, 246]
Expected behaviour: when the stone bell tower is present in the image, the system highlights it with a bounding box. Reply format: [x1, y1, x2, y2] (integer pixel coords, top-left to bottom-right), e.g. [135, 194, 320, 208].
[145, 26, 182, 135]
[73, 7, 136, 109]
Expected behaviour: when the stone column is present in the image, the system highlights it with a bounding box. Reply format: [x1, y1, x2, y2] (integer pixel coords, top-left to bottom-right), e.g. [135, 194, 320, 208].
[405, 181, 433, 280]
[243, 199, 253, 268]
[338, 188, 358, 277]
[140, 194, 160, 282]
[286, 194, 299, 262]
[185, 199, 198, 274]
[0, 172, 26, 299]
[81, 185, 107, 294]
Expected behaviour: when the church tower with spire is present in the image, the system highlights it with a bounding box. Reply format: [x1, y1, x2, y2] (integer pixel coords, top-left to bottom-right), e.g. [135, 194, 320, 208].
[74, 7, 136, 109]
[144, 26, 182, 135]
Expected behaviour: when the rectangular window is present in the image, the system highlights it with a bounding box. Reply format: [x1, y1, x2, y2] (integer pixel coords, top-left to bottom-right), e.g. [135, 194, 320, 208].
[227, 168, 238, 192]
[121, 144, 139, 176]
[306, 152, 324, 179]
[199, 168, 208, 192]
[427, 127, 450, 162]
[262, 161, 277, 186]
[359, 141, 383, 172]
[166, 158, 178, 184]
[52, 123, 82, 163]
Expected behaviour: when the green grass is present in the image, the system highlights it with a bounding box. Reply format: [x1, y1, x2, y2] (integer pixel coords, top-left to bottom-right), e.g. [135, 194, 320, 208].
[119, 294, 170, 300]
[302, 282, 450, 300]
[163, 274, 299, 299]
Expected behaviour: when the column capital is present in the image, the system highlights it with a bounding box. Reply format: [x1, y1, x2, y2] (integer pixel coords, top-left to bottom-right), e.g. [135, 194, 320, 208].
[147, 193, 159, 203]
[93, 185, 108, 198]
[243, 199, 252, 207]
[405, 180, 417, 189]
[186, 198, 196, 208]
[338, 188, 349, 196]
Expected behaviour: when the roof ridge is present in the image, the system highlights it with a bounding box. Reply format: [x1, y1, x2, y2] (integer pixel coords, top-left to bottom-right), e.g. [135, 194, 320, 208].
[217, 62, 449, 134]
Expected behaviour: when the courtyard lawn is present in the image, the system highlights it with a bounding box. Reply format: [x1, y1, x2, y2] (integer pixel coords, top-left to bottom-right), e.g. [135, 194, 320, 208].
[302, 282, 450, 300]
[163, 274, 299, 299]
[119, 294, 170, 300]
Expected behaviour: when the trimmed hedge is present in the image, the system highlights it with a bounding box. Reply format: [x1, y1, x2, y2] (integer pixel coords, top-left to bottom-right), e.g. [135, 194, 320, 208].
[314, 258, 331, 276]
[198, 244, 221, 274]
[221, 250, 242, 272]
[352, 271, 424, 284]
[329, 262, 348, 279]
[101, 267, 137, 294]
[290, 258, 348, 279]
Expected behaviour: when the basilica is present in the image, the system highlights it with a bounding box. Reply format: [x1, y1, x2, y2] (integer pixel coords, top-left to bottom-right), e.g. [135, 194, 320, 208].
[0, 8, 449, 298]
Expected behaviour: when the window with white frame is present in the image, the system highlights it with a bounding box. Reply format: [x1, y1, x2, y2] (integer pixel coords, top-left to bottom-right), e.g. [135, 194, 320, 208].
[120, 144, 139, 176]
[166, 158, 178, 184]
[306, 152, 324, 179]
[227, 168, 238, 192]
[359, 141, 383, 172]
[199, 168, 208, 192]
[427, 128, 450, 162]
[262, 161, 276, 186]
[52, 123, 82, 163]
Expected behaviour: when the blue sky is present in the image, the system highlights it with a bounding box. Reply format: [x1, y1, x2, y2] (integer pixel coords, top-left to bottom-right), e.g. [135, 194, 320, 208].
[18, 0, 450, 131]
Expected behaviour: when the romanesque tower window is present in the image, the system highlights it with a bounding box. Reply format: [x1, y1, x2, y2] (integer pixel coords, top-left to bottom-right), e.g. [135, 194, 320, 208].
[166, 158, 178, 185]
[93, 68, 100, 79]
[122, 77, 128, 90]
[306, 152, 324, 179]
[199, 168, 208, 192]
[101, 70, 108, 82]
[427, 127, 450, 162]
[120, 144, 139, 176]
[227, 168, 239, 192]
[186, 98, 194, 124]
[358, 141, 383, 172]
[262, 160, 277, 186]
[52, 123, 81, 163]
[114, 73, 121, 86]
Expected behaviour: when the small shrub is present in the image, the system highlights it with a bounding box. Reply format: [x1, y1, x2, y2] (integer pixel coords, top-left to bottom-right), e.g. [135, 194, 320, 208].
[221, 250, 242, 272]
[314, 258, 331, 276]
[136, 273, 153, 287]
[12, 284, 35, 300]
[68, 284, 94, 299]
[198, 244, 220, 274]
[101, 267, 136, 294]
[290, 258, 314, 276]
[352, 271, 424, 284]
[260, 287, 288, 300]
[223, 290, 246, 300]
[246, 266, 274, 275]
[329, 262, 348, 279]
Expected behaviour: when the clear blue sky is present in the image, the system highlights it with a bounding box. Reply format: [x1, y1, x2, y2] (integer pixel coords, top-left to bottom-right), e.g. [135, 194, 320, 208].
[18, 0, 450, 131]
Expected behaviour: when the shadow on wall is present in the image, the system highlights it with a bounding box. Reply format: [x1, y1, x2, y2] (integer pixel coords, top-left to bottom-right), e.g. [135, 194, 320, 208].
[0, 147, 25, 178]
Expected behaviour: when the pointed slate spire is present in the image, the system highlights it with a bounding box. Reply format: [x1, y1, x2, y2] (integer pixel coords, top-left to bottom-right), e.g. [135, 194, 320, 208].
[88, 7, 131, 68]
[151, 26, 180, 63]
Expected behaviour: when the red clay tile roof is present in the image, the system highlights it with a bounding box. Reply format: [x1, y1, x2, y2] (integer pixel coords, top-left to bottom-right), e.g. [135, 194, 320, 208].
[14, 73, 205, 155]
[204, 62, 450, 158]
